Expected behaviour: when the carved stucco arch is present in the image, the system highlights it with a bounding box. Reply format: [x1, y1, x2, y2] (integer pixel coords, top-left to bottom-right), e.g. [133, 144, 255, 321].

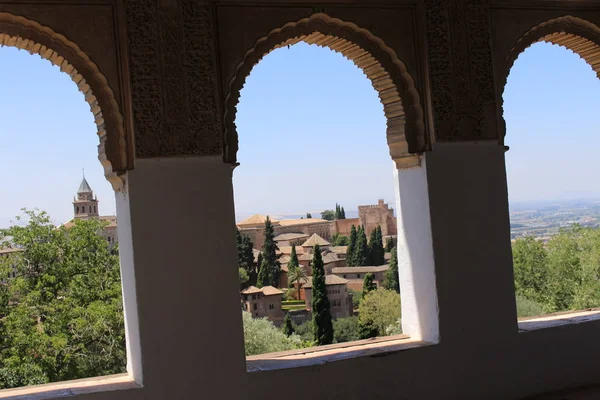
[499, 16, 600, 142]
[224, 13, 427, 169]
[0, 12, 129, 190]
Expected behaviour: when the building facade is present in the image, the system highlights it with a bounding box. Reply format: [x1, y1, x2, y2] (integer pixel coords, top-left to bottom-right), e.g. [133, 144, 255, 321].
[302, 275, 353, 320]
[241, 286, 285, 323]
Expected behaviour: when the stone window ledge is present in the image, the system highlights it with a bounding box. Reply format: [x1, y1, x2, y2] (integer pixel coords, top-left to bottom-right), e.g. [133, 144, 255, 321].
[247, 334, 434, 372]
[0, 373, 139, 400]
[518, 308, 600, 332]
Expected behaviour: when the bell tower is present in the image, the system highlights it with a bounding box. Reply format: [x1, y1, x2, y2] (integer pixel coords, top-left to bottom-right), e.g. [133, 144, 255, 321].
[73, 172, 99, 219]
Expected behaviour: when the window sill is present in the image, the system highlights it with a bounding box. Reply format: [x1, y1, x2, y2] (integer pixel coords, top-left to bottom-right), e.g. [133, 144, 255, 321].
[0, 373, 139, 400]
[518, 308, 600, 332]
[247, 334, 434, 372]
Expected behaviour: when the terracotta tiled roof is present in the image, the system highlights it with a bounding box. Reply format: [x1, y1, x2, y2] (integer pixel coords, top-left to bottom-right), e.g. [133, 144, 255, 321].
[277, 246, 304, 256]
[238, 214, 279, 227]
[274, 233, 309, 241]
[301, 233, 330, 247]
[302, 275, 348, 289]
[278, 218, 329, 226]
[331, 265, 389, 274]
[242, 285, 284, 296]
[330, 246, 348, 254]
[322, 252, 340, 264]
[298, 253, 313, 261]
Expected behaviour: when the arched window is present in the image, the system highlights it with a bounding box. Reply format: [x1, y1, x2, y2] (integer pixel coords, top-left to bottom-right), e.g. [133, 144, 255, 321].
[232, 18, 437, 362]
[503, 19, 600, 327]
[0, 21, 140, 391]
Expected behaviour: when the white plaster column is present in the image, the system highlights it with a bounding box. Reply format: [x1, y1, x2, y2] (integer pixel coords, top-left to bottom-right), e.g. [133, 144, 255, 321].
[123, 156, 248, 398]
[393, 159, 439, 342]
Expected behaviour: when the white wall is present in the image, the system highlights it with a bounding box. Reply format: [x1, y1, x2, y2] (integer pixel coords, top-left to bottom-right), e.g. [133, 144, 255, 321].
[7, 148, 600, 400]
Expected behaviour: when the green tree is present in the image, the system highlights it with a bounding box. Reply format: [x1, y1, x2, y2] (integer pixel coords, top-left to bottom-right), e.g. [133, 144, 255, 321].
[331, 234, 349, 246]
[362, 273, 377, 299]
[512, 237, 548, 304]
[347, 225, 358, 266]
[383, 247, 400, 293]
[369, 226, 385, 266]
[321, 210, 335, 221]
[358, 289, 401, 339]
[287, 257, 307, 301]
[311, 244, 333, 345]
[239, 268, 249, 290]
[335, 204, 341, 220]
[341, 207, 346, 219]
[242, 312, 303, 356]
[333, 316, 359, 343]
[256, 216, 280, 288]
[282, 314, 295, 337]
[0, 210, 126, 388]
[385, 237, 394, 252]
[236, 231, 256, 287]
[354, 226, 370, 266]
[306, 213, 312, 219]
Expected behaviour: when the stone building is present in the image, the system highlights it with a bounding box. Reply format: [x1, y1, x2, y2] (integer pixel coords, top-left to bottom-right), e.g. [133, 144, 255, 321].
[302, 275, 352, 320]
[241, 285, 285, 323]
[331, 265, 390, 292]
[358, 199, 397, 237]
[238, 214, 333, 249]
[64, 177, 118, 246]
[4, 2, 600, 399]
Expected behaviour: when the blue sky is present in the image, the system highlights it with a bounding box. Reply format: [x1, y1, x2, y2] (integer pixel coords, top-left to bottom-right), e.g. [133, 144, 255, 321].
[0, 41, 599, 228]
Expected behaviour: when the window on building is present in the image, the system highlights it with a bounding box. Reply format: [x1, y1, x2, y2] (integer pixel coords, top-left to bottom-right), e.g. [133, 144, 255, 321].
[253, 303, 257, 310]
[504, 40, 600, 325]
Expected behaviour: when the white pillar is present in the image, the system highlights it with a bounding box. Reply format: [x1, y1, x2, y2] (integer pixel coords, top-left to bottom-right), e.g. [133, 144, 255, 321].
[393, 158, 439, 342]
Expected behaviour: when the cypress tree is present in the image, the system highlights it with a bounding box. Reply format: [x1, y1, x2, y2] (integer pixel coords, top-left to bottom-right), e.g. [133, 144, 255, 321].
[306, 212, 312, 219]
[237, 230, 257, 286]
[369, 226, 385, 266]
[256, 216, 280, 287]
[383, 247, 400, 293]
[311, 244, 333, 345]
[385, 237, 394, 252]
[347, 225, 358, 267]
[354, 226, 370, 266]
[283, 314, 294, 337]
[341, 206, 346, 219]
[362, 273, 377, 298]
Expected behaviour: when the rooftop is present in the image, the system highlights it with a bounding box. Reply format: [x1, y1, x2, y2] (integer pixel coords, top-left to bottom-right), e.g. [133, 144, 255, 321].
[301, 233, 331, 247]
[331, 265, 390, 274]
[302, 275, 349, 289]
[241, 285, 284, 296]
[278, 218, 329, 227]
[238, 214, 280, 227]
[274, 233, 309, 241]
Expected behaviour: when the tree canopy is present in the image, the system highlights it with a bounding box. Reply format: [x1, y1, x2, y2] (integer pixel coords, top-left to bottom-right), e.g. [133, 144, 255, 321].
[256, 216, 281, 288]
[358, 289, 401, 339]
[0, 210, 126, 388]
[311, 245, 333, 345]
[320, 210, 335, 221]
[383, 247, 400, 293]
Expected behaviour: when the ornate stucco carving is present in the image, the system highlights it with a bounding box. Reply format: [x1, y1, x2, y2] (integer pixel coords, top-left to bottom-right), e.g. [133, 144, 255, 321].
[498, 15, 600, 142]
[0, 12, 128, 191]
[425, 0, 497, 141]
[125, 0, 221, 158]
[223, 13, 426, 170]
